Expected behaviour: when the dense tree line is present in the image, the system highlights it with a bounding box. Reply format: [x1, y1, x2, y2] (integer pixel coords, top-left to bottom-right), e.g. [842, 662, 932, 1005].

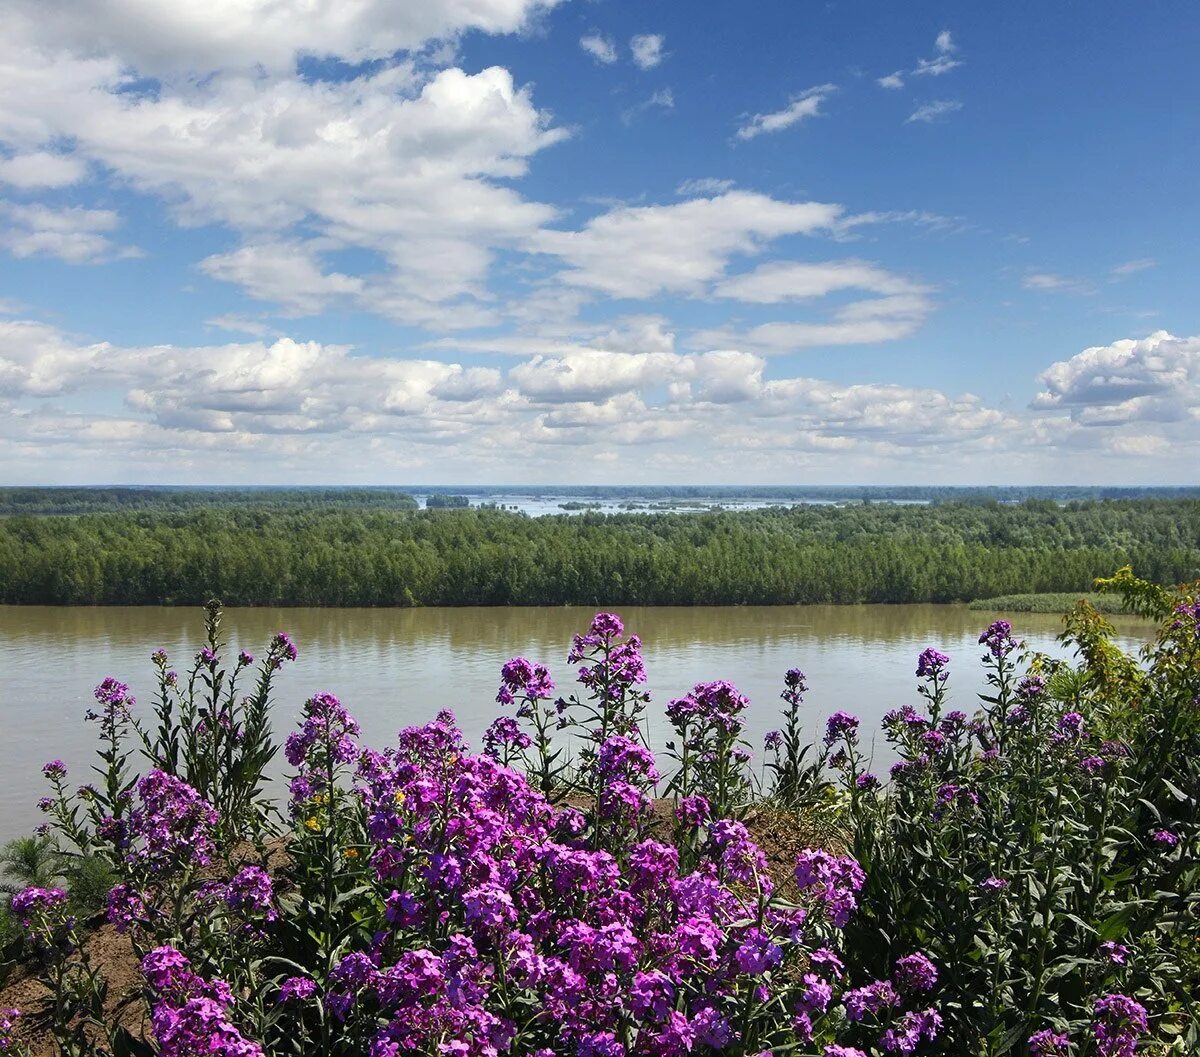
[1, 500, 1198, 606]
[0, 487, 418, 514]
[4, 485, 1200, 515]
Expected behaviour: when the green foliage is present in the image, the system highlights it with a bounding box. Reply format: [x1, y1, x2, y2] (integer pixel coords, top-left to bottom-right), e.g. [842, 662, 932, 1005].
[967, 592, 1125, 613]
[1, 498, 1198, 605]
[830, 573, 1200, 1053]
[0, 834, 63, 894]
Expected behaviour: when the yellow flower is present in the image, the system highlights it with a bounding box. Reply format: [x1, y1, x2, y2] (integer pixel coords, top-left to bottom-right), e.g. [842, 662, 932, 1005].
[343, 848, 359, 859]
[393, 791, 406, 805]
[304, 817, 320, 831]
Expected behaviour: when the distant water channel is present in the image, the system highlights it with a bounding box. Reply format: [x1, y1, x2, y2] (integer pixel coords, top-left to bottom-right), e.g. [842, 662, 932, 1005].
[0, 604, 1154, 841]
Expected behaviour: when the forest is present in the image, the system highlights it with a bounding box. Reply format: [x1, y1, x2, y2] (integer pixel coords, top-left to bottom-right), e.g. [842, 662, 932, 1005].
[1, 498, 1198, 606]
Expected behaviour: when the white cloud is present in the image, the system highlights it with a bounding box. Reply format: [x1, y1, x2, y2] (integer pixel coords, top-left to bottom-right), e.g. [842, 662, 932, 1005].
[4, 0, 564, 75]
[694, 293, 932, 354]
[913, 30, 961, 77]
[735, 84, 836, 140]
[199, 242, 364, 315]
[1111, 258, 1156, 278]
[580, 34, 618, 64]
[1021, 272, 1094, 295]
[0, 151, 87, 189]
[621, 88, 674, 125]
[1031, 331, 1200, 426]
[675, 177, 735, 196]
[0, 44, 568, 323]
[0, 202, 138, 264]
[532, 191, 843, 298]
[877, 72, 905, 90]
[714, 260, 926, 302]
[906, 99, 963, 124]
[630, 34, 666, 70]
[5, 316, 1199, 481]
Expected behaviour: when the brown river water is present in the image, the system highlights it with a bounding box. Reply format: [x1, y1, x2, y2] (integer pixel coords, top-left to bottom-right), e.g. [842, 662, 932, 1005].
[0, 604, 1154, 841]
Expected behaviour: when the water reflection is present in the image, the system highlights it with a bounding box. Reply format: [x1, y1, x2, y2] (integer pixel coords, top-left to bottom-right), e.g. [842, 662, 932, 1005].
[0, 604, 1152, 841]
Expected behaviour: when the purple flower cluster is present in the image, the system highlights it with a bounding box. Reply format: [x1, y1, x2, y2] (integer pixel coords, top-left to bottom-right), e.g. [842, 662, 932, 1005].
[569, 613, 648, 703]
[270, 631, 298, 669]
[142, 947, 262, 1057]
[1092, 993, 1148, 1057]
[915, 648, 949, 680]
[224, 865, 276, 922]
[10, 886, 70, 943]
[0, 1008, 20, 1054]
[286, 691, 360, 802]
[794, 849, 865, 927]
[824, 711, 860, 747]
[666, 680, 751, 737]
[127, 770, 218, 871]
[483, 716, 532, 760]
[496, 657, 555, 706]
[1028, 1028, 1071, 1057]
[347, 712, 875, 1056]
[87, 676, 134, 737]
[979, 620, 1017, 659]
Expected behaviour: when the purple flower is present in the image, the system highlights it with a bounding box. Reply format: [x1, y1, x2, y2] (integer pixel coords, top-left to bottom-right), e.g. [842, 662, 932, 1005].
[856, 773, 881, 791]
[278, 977, 317, 1004]
[1092, 994, 1148, 1057]
[1099, 941, 1129, 965]
[880, 1007, 942, 1054]
[979, 620, 1017, 659]
[496, 656, 555, 704]
[1151, 828, 1178, 848]
[1028, 1029, 1071, 1057]
[225, 866, 275, 920]
[1057, 712, 1085, 739]
[764, 729, 782, 751]
[915, 648, 949, 679]
[843, 979, 899, 1021]
[41, 760, 67, 780]
[795, 849, 864, 927]
[893, 951, 938, 993]
[237, 650, 254, 667]
[979, 876, 1009, 895]
[824, 710, 860, 747]
[271, 631, 298, 668]
[106, 883, 150, 934]
[199, 647, 218, 667]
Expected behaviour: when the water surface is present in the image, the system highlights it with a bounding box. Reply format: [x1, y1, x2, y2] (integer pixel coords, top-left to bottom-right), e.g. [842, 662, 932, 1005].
[0, 604, 1152, 841]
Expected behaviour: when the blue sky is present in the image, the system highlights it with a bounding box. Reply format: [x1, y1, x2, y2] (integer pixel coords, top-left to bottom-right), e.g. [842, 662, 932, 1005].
[0, 0, 1197, 483]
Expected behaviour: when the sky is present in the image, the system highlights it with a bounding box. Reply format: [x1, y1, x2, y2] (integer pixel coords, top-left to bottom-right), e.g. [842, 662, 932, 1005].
[0, 0, 1198, 485]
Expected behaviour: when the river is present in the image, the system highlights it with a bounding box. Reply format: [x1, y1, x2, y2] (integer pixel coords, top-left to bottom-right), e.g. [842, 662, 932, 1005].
[0, 603, 1154, 841]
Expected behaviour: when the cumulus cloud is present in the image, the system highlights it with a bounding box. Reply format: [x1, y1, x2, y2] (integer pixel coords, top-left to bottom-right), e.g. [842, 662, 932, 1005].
[532, 191, 843, 298]
[0, 17, 567, 324]
[1, 202, 138, 264]
[878, 72, 905, 90]
[4, 316, 1199, 480]
[735, 85, 836, 140]
[630, 34, 666, 70]
[580, 34, 618, 64]
[0, 151, 87, 189]
[3, 0, 564, 75]
[1031, 331, 1200, 426]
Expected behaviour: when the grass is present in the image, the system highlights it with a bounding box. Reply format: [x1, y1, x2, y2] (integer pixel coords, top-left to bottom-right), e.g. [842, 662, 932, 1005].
[967, 592, 1128, 614]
